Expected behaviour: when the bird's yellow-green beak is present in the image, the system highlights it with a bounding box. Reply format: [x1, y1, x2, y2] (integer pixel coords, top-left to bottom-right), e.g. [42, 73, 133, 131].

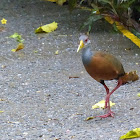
[77, 40, 84, 52]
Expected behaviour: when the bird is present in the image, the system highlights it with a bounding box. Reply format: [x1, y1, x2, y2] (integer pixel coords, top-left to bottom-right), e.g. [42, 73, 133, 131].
[77, 34, 139, 118]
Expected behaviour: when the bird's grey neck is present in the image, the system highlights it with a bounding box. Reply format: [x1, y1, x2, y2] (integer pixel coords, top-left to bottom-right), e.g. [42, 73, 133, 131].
[82, 46, 93, 65]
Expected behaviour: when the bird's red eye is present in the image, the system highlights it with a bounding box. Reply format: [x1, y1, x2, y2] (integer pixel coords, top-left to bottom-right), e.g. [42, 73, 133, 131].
[85, 39, 88, 42]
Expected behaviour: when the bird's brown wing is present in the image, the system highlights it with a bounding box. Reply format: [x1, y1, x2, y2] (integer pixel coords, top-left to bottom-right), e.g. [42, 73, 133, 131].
[84, 52, 125, 82]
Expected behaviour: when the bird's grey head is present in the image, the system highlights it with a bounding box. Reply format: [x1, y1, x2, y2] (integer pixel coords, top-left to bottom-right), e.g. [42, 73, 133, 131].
[79, 34, 91, 45]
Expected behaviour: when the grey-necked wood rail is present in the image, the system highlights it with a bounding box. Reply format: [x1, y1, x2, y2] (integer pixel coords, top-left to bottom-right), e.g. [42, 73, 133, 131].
[77, 34, 139, 118]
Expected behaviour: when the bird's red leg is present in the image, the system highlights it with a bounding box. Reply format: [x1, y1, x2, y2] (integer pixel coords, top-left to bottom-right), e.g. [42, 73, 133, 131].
[103, 84, 109, 109]
[96, 78, 122, 118]
[100, 80, 110, 109]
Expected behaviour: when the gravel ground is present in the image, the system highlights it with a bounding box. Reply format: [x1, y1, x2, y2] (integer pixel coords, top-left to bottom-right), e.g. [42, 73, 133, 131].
[0, 0, 140, 140]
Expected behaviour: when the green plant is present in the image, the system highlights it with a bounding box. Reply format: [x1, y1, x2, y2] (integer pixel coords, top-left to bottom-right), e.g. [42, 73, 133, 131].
[69, 0, 140, 35]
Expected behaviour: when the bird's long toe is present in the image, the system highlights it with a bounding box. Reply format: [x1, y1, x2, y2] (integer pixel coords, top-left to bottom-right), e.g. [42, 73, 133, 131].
[95, 110, 115, 118]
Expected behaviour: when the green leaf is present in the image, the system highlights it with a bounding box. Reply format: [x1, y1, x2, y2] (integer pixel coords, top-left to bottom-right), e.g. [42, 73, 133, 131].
[80, 14, 103, 32]
[113, 23, 119, 32]
[120, 128, 140, 139]
[135, 6, 140, 12]
[131, 28, 140, 39]
[68, 0, 77, 11]
[9, 33, 21, 39]
[9, 33, 24, 43]
[119, 0, 135, 9]
[98, 0, 111, 5]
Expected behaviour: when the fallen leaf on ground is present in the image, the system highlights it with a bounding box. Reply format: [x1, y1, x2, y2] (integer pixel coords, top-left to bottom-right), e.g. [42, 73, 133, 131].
[69, 76, 79, 79]
[129, 107, 134, 110]
[33, 50, 38, 53]
[35, 22, 58, 33]
[10, 32, 20, 39]
[9, 32, 24, 43]
[0, 111, 4, 113]
[125, 48, 131, 51]
[71, 92, 79, 96]
[7, 121, 20, 124]
[46, 0, 66, 5]
[85, 116, 96, 121]
[55, 50, 59, 55]
[0, 26, 6, 32]
[92, 100, 115, 109]
[11, 43, 24, 52]
[137, 93, 140, 97]
[120, 128, 140, 139]
[47, 0, 56, 2]
[1, 65, 6, 68]
[56, 0, 66, 5]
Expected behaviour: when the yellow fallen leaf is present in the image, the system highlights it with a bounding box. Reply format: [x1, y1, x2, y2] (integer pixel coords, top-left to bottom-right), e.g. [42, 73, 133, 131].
[11, 43, 24, 52]
[35, 22, 58, 33]
[57, 0, 66, 5]
[92, 100, 115, 109]
[46, 0, 66, 5]
[137, 93, 140, 97]
[47, 0, 56, 2]
[85, 116, 96, 121]
[0, 98, 5, 101]
[0, 111, 4, 113]
[104, 16, 140, 48]
[33, 50, 38, 53]
[55, 50, 59, 55]
[120, 128, 140, 139]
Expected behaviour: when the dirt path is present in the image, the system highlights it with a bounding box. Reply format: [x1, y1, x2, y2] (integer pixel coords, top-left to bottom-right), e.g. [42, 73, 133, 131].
[0, 0, 140, 140]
